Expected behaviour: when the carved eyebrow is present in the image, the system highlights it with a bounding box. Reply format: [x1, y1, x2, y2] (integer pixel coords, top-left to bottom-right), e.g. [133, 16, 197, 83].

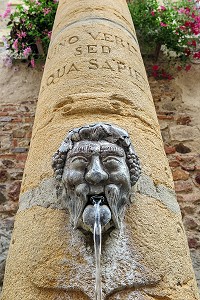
[68, 151, 94, 158]
[100, 146, 125, 157]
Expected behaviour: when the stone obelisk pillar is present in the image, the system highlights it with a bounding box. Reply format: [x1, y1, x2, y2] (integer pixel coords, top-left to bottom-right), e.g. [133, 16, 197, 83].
[2, 0, 199, 299]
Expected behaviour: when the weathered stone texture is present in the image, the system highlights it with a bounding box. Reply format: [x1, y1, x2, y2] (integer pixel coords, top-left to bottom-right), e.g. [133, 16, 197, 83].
[0, 0, 199, 298]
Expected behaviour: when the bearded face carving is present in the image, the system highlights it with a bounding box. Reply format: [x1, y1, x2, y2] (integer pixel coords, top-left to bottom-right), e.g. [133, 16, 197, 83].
[52, 123, 141, 233]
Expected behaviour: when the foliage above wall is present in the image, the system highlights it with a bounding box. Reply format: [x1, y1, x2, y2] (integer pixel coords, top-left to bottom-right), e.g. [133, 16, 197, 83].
[1, 0, 58, 67]
[128, 0, 200, 78]
[1, 0, 200, 78]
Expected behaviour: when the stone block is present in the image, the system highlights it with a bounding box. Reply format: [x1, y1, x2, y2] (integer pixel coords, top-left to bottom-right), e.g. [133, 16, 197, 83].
[172, 169, 190, 181]
[164, 144, 176, 154]
[183, 217, 198, 230]
[12, 129, 25, 138]
[12, 147, 28, 153]
[0, 170, 9, 182]
[169, 125, 199, 142]
[195, 173, 200, 184]
[177, 193, 200, 203]
[0, 137, 11, 150]
[0, 117, 13, 122]
[169, 160, 180, 167]
[175, 143, 191, 154]
[174, 180, 193, 192]
[7, 181, 21, 202]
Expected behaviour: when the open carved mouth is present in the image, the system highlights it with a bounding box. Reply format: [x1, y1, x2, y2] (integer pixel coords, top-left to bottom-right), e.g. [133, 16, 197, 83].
[86, 194, 108, 206]
[82, 194, 112, 233]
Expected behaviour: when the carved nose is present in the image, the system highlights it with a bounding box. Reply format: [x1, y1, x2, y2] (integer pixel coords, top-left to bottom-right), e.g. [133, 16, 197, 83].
[85, 156, 108, 184]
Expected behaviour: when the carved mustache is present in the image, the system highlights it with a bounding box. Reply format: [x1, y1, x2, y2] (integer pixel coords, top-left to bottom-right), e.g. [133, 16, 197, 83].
[67, 183, 121, 230]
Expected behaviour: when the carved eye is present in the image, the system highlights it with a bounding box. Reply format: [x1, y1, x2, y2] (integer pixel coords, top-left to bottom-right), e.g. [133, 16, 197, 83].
[102, 156, 121, 169]
[70, 156, 89, 168]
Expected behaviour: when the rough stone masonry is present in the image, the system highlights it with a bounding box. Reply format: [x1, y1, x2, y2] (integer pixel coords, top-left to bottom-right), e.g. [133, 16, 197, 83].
[1, 0, 199, 299]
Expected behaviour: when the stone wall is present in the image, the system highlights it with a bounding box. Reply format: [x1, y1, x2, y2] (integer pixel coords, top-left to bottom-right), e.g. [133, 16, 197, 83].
[149, 65, 200, 290]
[0, 57, 42, 293]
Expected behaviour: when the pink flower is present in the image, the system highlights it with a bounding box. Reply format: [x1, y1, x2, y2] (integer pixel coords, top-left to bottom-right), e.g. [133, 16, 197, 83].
[152, 65, 159, 71]
[2, 35, 9, 48]
[185, 7, 190, 15]
[177, 66, 182, 71]
[17, 31, 27, 39]
[185, 48, 191, 56]
[13, 39, 18, 51]
[35, 0, 41, 5]
[30, 58, 35, 68]
[151, 11, 155, 16]
[178, 8, 185, 14]
[1, 4, 11, 19]
[184, 21, 192, 27]
[48, 31, 52, 38]
[185, 65, 191, 71]
[160, 22, 168, 27]
[191, 40, 197, 47]
[23, 46, 32, 58]
[43, 7, 51, 15]
[167, 74, 173, 80]
[179, 25, 186, 31]
[160, 5, 166, 11]
[193, 51, 200, 59]
[53, 0, 59, 3]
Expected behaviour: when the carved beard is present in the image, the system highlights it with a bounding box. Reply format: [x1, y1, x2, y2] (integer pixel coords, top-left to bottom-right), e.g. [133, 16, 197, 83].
[67, 183, 89, 229]
[65, 183, 127, 231]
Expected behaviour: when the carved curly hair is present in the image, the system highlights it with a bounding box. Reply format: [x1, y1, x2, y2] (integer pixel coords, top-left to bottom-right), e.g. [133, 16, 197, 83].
[52, 123, 141, 186]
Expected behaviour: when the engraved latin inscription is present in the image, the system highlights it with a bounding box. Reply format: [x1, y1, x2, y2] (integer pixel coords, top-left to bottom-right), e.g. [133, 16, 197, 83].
[41, 29, 147, 93]
[48, 31, 139, 60]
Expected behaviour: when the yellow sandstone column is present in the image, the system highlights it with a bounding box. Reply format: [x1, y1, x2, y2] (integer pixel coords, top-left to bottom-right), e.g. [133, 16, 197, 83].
[2, 0, 199, 299]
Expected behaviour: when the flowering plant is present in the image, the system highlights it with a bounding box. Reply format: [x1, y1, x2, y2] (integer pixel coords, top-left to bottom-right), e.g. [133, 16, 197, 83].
[128, 0, 200, 78]
[1, 0, 58, 67]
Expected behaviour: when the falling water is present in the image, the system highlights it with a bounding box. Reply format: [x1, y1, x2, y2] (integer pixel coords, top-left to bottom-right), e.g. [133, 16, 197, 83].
[93, 197, 102, 300]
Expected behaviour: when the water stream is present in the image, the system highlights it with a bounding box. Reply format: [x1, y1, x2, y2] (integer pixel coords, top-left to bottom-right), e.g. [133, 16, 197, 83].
[93, 198, 102, 300]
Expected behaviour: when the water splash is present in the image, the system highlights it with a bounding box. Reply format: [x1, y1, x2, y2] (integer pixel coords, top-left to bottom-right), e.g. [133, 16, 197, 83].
[92, 197, 103, 300]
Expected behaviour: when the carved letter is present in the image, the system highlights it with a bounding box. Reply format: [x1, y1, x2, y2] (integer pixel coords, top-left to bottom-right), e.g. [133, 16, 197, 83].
[102, 60, 115, 71]
[47, 75, 54, 86]
[101, 46, 111, 54]
[117, 61, 126, 73]
[75, 46, 82, 56]
[87, 45, 98, 53]
[102, 33, 114, 42]
[88, 32, 101, 40]
[68, 36, 79, 44]
[66, 63, 80, 74]
[89, 59, 99, 69]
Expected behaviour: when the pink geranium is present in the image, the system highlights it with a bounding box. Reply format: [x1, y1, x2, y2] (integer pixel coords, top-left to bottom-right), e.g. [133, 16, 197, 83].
[30, 58, 35, 68]
[152, 65, 159, 71]
[13, 39, 18, 51]
[0, 3, 11, 19]
[185, 65, 191, 71]
[23, 46, 32, 58]
[193, 51, 200, 59]
[151, 11, 155, 16]
[43, 8, 51, 15]
[160, 22, 168, 27]
[17, 31, 27, 39]
[160, 5, 166, 11]
[48, 31, 52, 38]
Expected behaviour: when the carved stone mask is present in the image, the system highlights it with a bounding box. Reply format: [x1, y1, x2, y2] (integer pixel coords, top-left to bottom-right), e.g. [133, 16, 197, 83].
[52, 123, 141, 233]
